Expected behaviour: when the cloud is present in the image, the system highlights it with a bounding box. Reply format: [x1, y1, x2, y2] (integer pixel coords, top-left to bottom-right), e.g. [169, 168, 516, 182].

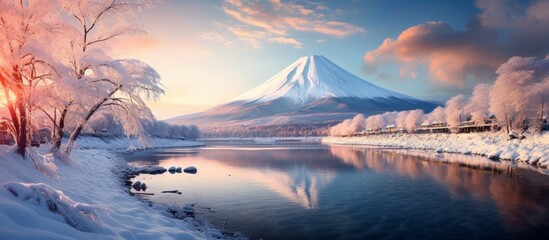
[214, 0, 364, 48]
[364, 0, 549, 92]
[268, 36, 302, 48]
[364, 20, 504, 87]
[477, 0, 549, 56]
[399, 64, 417, 79]
[227, 26, 267, 49]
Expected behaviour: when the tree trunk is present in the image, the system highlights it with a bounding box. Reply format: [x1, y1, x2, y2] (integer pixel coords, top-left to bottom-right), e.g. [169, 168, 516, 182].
[6, 98, 19, 142]
[52, 108, 68, 151]
[16, 90, 27, 157]
[64, 124, 84, 154]
[503, 105, 510, 134]
[2, 71, 27, 157]
[540, 99, 545, 133]
[64, 87, 120, 154]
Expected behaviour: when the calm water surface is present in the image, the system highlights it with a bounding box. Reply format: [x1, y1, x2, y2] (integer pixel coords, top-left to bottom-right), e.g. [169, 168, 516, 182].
[126, 143, 549, 240]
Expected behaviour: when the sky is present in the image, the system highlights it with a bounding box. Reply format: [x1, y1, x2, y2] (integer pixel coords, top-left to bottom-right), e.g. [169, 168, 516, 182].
[116, 0, 549, 120]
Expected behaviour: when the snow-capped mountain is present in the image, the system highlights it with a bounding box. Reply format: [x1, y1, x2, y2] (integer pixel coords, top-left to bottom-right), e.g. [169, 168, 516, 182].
[168, 55, 438, 135]
[232, 55, 414, 104]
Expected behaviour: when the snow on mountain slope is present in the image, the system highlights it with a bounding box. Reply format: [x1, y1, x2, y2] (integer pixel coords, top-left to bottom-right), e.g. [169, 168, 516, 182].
[168, 55, 439, 133]
[232, 55, 414, 104]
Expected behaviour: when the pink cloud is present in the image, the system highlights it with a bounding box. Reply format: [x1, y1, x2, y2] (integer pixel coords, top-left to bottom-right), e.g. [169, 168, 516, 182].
[218, 0, 364, 48]
[227, 26, 267, 49]
[365, 21, 504, 86]
[399, 64, 417, 79]
[364, 0, 549, 92]
[223, 7, 287, 36]
[268, 37, 302, 48]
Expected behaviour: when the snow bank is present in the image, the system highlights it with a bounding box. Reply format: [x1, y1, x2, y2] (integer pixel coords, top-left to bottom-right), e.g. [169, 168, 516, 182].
[4, 182, 100, 232]
[0, 137, 225, 239]
[323, 132, 549, 167]
[71, 136, 203, 151]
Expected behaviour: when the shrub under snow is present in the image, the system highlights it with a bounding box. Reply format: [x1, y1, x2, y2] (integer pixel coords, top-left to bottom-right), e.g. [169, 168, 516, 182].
[4, 182, 100, 232]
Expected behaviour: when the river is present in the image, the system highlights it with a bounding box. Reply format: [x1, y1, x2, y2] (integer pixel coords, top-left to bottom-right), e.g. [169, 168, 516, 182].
[125, 143, 549, 240]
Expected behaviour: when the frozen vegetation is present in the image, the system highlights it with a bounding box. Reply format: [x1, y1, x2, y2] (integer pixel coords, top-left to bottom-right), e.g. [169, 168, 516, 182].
[0, 1, 228, 238]
[0, 138, 242, 239]
[327, 56, 548, 168]
[323, 132, 549, 167]
[331, 56, 548, 137]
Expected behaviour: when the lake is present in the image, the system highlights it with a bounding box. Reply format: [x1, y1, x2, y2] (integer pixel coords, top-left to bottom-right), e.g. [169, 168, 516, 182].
[126, 143, 549, 240]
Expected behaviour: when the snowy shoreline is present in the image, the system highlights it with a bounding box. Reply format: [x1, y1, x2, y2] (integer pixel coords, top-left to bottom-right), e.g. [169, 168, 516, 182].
[323, 132, 549, 168]
[72, 136, 205, 151]
[0, 137, 238, 239]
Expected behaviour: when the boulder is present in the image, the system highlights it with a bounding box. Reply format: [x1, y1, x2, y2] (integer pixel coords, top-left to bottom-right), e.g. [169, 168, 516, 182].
[183, 166, 197, 174]
[132, 181, 142, 190]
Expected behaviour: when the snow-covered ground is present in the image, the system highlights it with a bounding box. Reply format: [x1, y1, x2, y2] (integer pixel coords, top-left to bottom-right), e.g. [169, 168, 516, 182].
[0, 137, 233, 240]
[71, 136, 204, 151]
[323, 132, 549, 167]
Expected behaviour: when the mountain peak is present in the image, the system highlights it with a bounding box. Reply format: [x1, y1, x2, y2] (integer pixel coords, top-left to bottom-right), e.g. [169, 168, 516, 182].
[295, 55, 328, 66]
[232, 55, 414, 104]
[299, 54, 325, 60]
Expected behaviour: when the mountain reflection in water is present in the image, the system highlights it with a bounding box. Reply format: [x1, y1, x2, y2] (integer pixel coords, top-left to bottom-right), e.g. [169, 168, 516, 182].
[127, 144, 549, 239]
[328, 146, 549, 230]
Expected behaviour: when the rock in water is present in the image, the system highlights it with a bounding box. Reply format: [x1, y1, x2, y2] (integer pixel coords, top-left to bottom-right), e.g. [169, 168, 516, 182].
[176, 167, 182, 172]
[140, 183, 147, 190]
[184, 166, 197, 174]
[128, 166, 167, 175]
[168, 166, 177, 173]
[161, 190, 181, 194]
[132, 181, 142, 190]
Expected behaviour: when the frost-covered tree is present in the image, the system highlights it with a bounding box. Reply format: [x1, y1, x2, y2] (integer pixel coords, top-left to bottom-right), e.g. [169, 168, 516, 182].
[168, 125, 182, 139]
[404, 109, 424, 133]
[330, 119, 349, 136]
[0, 0, 62, 156]
[150, 121, 171, 138]
[490, 56, 549, 133]
[187, 125, 200, 139]
[395, 111, 409, 129]
[86, 112, 125, 135]
[381, 111, 398, 127]
[48, 0, 163, 154]
[330, 114, 365, 136]
[350, 114, 366, 133]
[445, 95, 467, 133]
[424, 106, 446, 125]
[528, 80, 549, 133]
[366, 114, 384, 131]
[465, 83, 491, 125]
